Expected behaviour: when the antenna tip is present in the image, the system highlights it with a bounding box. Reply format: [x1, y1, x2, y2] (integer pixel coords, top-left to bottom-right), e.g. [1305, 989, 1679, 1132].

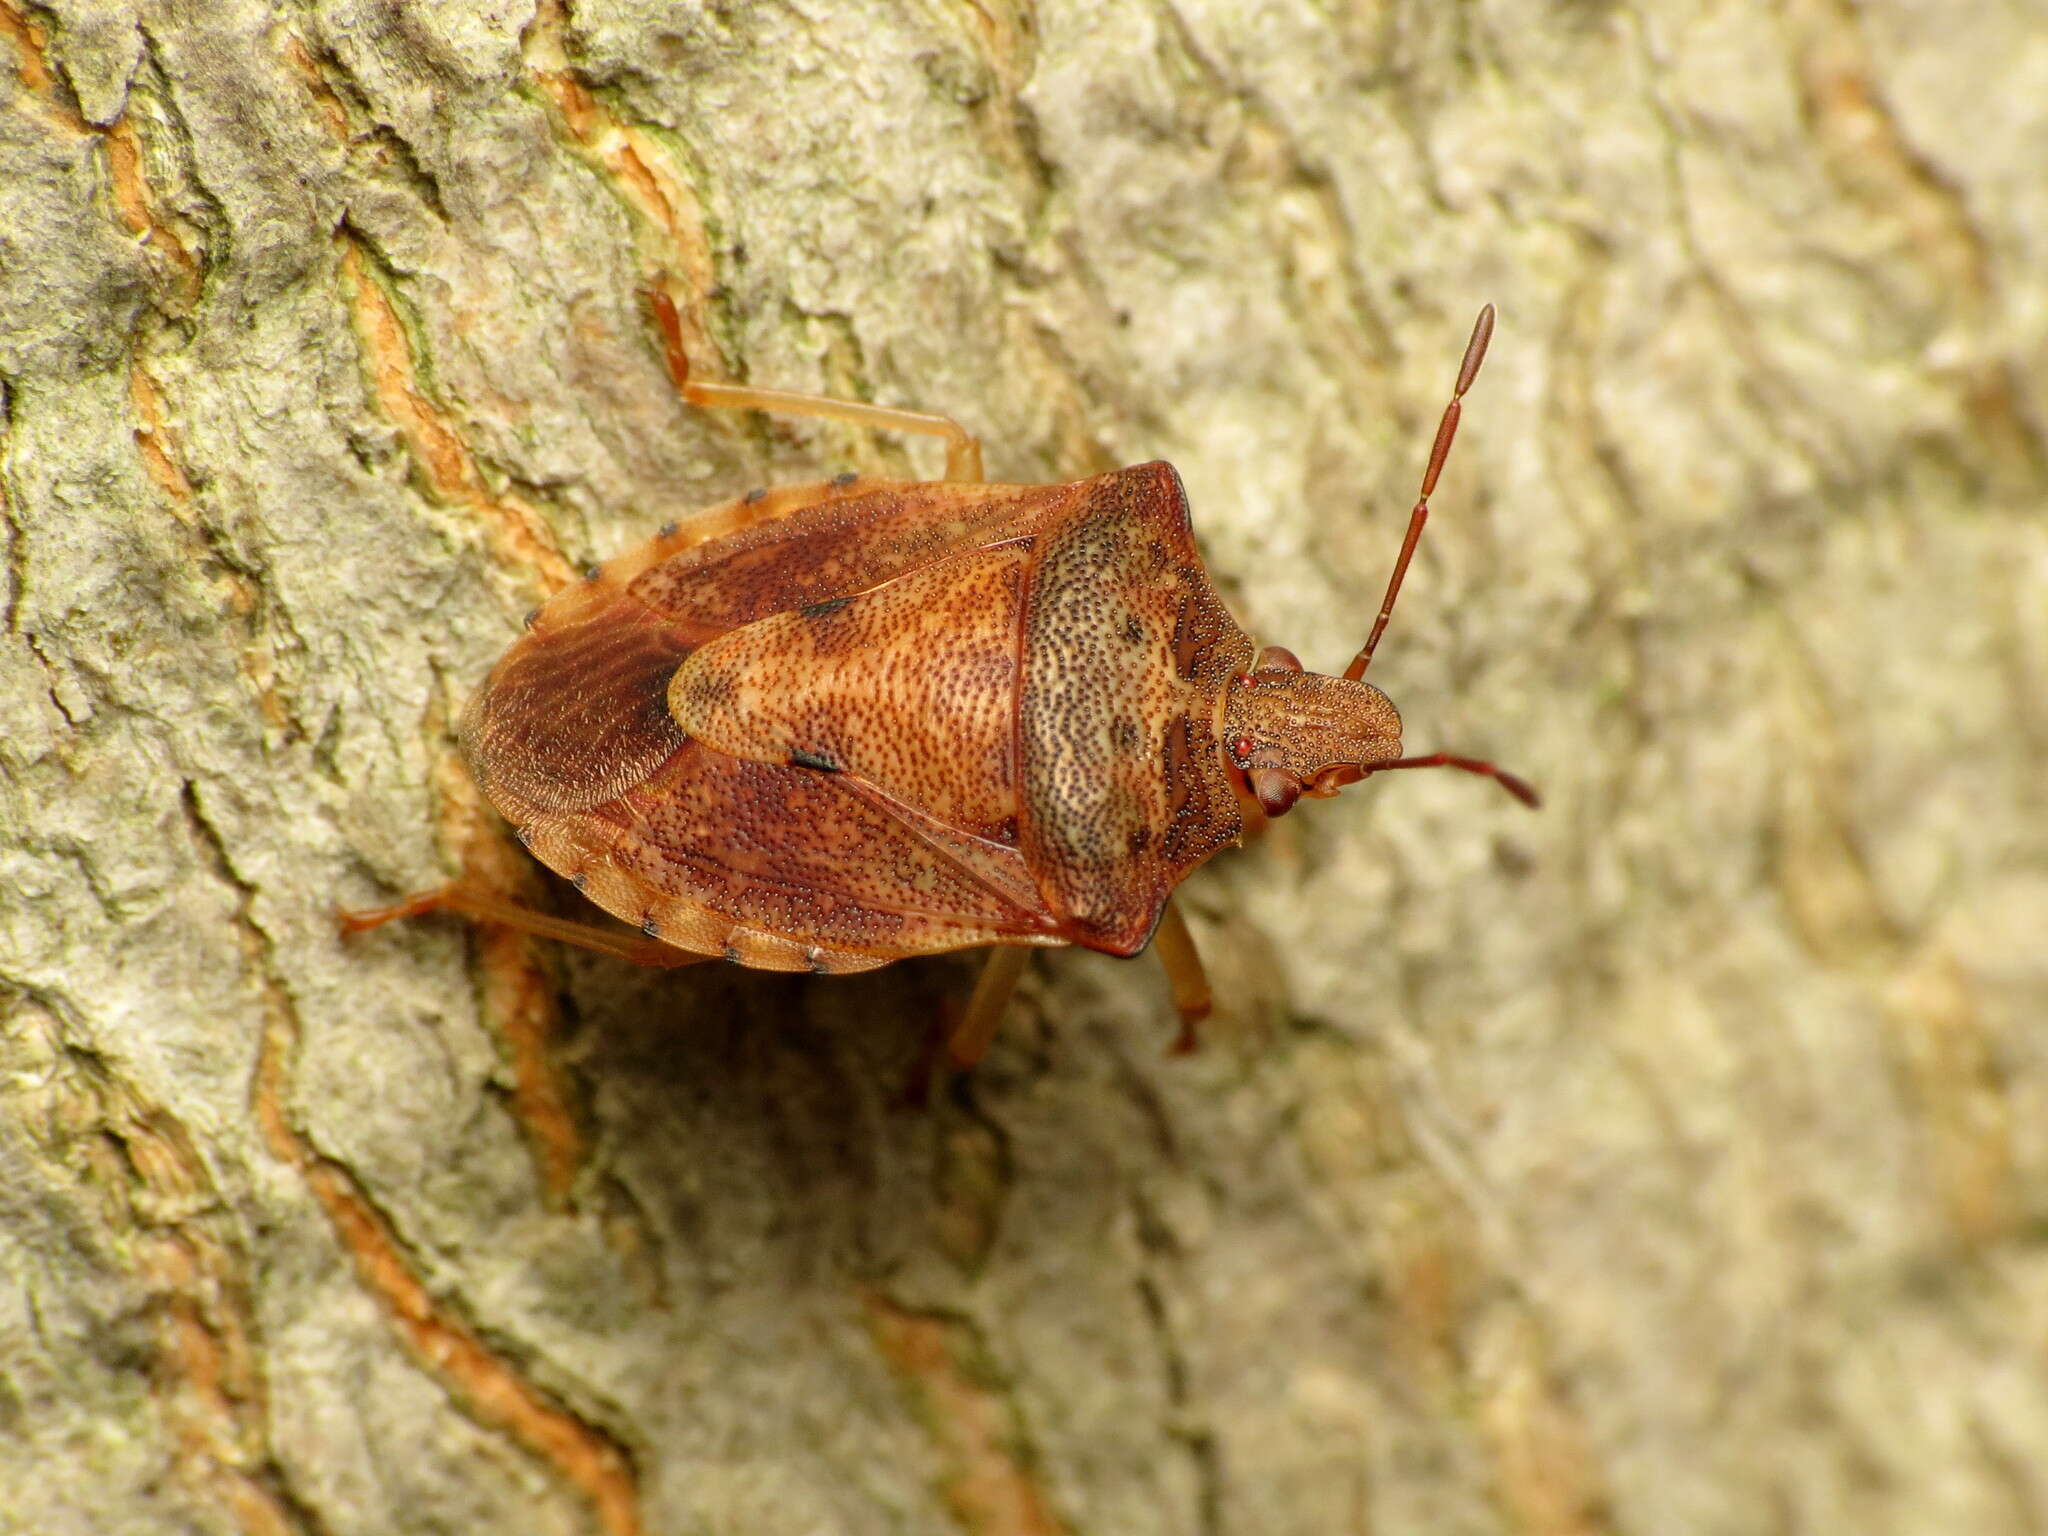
[1499, 770, 1541, 809]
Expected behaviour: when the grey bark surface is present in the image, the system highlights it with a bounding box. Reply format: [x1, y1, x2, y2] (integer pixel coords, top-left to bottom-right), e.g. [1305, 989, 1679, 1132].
[2, 2, 2044, 1534]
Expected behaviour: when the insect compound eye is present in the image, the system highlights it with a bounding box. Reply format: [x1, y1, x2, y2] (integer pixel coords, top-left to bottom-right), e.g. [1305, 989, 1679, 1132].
[1250, 767, 1301, 819]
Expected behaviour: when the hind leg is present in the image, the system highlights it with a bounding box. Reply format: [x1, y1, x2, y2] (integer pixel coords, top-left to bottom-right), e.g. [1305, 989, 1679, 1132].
[340, 882, 709, 969]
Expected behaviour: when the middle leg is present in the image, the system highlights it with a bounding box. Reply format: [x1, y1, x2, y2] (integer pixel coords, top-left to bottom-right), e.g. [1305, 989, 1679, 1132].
[945, 945, 1033, 1069]
[647, 289, 984, 482]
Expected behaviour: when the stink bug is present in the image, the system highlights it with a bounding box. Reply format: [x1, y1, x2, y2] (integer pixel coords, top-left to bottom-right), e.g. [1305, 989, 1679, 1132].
[343, 296, 1534, 1064]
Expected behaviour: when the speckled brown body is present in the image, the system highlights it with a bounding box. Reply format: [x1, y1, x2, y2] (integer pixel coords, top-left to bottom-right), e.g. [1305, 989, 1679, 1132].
[461, 463, 1257, 974]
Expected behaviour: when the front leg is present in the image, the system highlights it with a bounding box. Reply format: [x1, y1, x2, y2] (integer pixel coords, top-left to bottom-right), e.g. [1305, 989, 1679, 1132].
[1152, 898, 1213, 1054]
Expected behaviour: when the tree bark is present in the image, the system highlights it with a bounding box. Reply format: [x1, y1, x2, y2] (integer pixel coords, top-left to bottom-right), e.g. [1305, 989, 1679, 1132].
[2, 2, 2043, 1533]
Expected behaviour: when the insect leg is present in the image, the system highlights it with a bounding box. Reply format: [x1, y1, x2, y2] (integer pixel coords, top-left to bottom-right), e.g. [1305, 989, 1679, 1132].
[646, 290, 984, 481]
[1152, 898, 1214, 1054]
[946, 946, 1032, 1068]
[338, 882, 711, 968]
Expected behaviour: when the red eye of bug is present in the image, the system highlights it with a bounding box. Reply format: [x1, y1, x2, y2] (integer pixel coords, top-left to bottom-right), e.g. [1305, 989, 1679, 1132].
[1231, 734, 1255, 762]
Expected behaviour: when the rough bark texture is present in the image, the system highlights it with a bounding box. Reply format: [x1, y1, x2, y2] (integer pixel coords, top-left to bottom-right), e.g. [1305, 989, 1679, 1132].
[2, 2, 2044, 1534]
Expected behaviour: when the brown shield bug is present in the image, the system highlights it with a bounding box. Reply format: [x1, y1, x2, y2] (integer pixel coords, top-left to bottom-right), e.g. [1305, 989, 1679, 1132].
[343, 296, 1534, 1064]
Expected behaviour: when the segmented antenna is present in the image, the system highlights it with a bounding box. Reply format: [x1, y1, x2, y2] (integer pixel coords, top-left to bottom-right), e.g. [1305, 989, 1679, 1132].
[1343, 304, 1494, 683]
[1368, 751, 1540, 808]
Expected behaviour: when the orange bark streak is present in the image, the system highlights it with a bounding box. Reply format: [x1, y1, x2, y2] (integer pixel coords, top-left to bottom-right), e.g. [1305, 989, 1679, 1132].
[339, 239, 576, 593]
[431, 742, 588, 1207]
[865, 1293, 1072, 1536]
[526, 0, 722, 380]
[254, 967, 642, 1535]
[105, 117, 202, 302]
[281, 34, 350, 143]
[0, 0, 55, 95]
[130, 361, 195, 503]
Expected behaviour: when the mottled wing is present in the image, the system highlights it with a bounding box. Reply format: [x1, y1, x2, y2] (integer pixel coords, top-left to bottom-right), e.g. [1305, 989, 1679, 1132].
[461, 598, 695, 815]
[462, 477, 1077, 970]
[542, 475, 1087, 634]
[510, 746, 1059, 973]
